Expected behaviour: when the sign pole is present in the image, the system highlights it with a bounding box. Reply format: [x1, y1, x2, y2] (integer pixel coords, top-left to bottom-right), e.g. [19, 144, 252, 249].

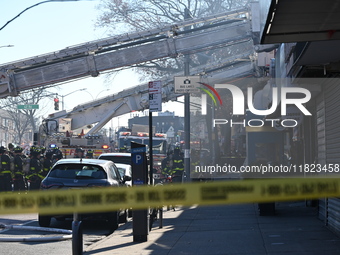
[148, 80, 162, 185]
[184, 8, 191, 182]
[149, 111, 153, 185]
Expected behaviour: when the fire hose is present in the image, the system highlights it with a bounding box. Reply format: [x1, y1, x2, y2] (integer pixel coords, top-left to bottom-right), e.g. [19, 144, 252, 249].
[0, 224, 72, 242]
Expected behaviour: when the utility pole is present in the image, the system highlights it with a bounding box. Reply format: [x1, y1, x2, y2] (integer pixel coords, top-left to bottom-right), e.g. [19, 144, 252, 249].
[184, 8, 191, 182]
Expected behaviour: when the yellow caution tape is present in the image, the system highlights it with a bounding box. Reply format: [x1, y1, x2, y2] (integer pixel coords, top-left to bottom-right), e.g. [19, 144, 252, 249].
[1, 177, 339, 215]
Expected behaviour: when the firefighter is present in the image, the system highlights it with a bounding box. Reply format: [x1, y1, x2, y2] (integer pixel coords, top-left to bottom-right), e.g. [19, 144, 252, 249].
[27, 147, 43, 190]
[13, 146, 27, 192]
[40, 146, 46, 158]
[74, 147, 85, 158]
[170, 146, 184, 183]
[51, 146, 63, 164]
[161, 150, 173, 176]
[41, 149, 54, 178]
[119, 145, 128, 153]
[86, 149, 94, 159]
[8, 143, 15, 157]
[0, 146, 12, 192]
[190, 149, 201, 181]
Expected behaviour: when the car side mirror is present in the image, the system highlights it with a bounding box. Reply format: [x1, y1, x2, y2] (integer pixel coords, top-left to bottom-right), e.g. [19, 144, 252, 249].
[123, 175, 132, 182]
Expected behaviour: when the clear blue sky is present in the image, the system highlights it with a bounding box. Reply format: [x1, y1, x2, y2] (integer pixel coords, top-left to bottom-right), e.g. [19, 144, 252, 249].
[0, 0, 183, 128]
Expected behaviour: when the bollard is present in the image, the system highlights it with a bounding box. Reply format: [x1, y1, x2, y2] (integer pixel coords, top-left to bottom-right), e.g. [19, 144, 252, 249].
[72, 213, 83, 255]
[159, 207, 163, 228]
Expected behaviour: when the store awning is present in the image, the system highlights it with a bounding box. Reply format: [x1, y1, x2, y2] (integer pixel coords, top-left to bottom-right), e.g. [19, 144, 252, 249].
[261, 0, 340, 44]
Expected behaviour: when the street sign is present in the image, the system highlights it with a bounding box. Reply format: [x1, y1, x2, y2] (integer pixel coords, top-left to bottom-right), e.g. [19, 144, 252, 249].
[148, 80, 162, 93]
[17, 104, 39, 109]
[166, 126, 175, 138]
[174, 76, 201, 93]
[149, 81, 162, 112]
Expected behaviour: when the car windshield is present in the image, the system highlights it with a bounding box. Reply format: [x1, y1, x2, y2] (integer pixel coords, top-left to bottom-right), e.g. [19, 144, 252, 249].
[49, 164, 107, 179]
[100, 155, 131, 165]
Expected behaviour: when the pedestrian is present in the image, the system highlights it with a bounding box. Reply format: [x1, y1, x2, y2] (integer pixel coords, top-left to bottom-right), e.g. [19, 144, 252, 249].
[13, 146, 27, 192]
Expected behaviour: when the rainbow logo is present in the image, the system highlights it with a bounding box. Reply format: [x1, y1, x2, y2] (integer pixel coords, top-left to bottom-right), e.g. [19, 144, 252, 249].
[198, 82, 222, 115]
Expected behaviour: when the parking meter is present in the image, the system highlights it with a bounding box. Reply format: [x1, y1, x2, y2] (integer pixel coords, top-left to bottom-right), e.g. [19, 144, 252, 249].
[131, 142, 149, 242]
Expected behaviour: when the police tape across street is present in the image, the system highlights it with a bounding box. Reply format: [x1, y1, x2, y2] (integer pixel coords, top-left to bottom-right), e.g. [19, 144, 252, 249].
[0, 177, 340, 215]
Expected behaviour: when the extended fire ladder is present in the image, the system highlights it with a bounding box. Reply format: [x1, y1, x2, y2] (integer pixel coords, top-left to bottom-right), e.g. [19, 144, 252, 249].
[0, 8, 253, 99]
[45, 49, 256, 136]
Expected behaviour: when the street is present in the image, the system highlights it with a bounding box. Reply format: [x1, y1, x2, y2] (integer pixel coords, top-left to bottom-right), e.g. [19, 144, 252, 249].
[0, 213, 123, 255]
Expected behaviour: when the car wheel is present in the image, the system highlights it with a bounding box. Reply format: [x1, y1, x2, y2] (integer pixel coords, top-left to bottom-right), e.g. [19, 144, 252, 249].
[119, 209, 128, 223]
[38, 215, 51, 227]
[107, 211, 119, 233]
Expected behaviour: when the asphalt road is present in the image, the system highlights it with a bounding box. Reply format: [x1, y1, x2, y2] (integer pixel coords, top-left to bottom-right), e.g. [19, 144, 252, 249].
[0, 213, 122, 255]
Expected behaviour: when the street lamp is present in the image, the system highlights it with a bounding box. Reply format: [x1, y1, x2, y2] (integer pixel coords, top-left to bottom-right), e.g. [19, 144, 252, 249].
[1, 0, 95, 31]
[58, 88, 87, 110]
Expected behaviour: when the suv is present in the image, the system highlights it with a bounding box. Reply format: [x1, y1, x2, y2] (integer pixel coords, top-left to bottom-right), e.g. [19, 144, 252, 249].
[39, 158, 131, 232]
[98, 152, 131, 165]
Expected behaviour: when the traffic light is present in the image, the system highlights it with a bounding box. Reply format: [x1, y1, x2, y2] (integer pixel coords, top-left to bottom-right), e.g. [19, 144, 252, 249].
[54, 97, 59, 111]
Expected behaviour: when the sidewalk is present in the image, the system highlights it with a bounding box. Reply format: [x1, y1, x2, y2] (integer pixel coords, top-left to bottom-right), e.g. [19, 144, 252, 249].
[84, 202, 340, 255]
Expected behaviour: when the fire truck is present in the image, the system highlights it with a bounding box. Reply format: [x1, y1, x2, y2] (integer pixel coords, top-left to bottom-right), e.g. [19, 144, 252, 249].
[118, 124, 168, 171]
[40, 118, 111, 158]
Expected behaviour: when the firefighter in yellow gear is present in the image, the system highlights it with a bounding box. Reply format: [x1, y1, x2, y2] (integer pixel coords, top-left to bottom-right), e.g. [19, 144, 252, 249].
[86, 149, 94, 159]
[27, 147, 43, 191]
[13, 146, 27, 192]
[0, 146, 12, 192]
[161, 150, 173, 176]
[190, 149, 201, 181]
[41, 149, 54, 178]
[170, 146, 184, 183]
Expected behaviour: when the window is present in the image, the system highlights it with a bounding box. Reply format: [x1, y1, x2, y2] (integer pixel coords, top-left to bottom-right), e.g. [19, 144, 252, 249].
[108, 165, 118, 179]
[49, 164, 106, 179]
[99, 155, 131, 165]
[117, 167, 125, 177]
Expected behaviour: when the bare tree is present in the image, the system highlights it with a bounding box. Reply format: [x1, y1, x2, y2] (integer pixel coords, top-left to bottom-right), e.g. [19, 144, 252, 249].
[0, 88, 52, 144]
[96, 0, 250, 81]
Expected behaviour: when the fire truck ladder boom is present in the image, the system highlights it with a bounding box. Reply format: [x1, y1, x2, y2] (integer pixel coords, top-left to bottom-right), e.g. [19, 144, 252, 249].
[45, 51, 255, 136]
[0, 8, 251, 98]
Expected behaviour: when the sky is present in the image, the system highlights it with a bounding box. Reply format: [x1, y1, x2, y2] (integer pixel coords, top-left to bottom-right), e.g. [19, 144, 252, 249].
[0, 0, 183, 129]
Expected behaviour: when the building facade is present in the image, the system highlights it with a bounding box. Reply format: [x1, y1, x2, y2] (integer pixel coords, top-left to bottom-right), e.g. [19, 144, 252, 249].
[256, 0, 340, 236]
[0, 109, 33, 147]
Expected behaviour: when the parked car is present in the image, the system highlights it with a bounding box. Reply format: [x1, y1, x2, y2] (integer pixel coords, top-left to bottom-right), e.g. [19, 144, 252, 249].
[98, 152, 131, 165]
[38, 158, 131, 232]
[99, 153, 133, 217]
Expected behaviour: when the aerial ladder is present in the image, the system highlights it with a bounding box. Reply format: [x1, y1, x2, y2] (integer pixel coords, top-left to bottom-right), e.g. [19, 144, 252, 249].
[0, 8, 253, 98]
[39, 46, 255, 157]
